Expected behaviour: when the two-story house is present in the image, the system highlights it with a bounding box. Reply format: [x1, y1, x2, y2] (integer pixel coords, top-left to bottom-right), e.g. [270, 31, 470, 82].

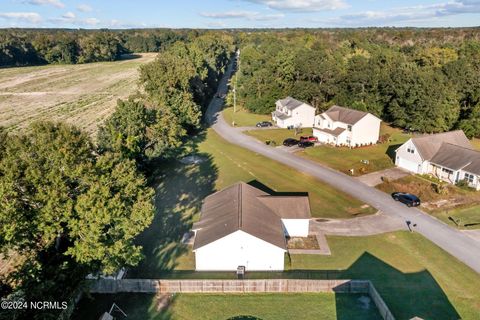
[312, 105, 381, 147]
[271, 97, 315, 128]
[395, 130, 480, 190]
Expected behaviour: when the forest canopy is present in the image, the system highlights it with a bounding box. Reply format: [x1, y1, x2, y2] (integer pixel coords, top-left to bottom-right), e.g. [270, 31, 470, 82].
[233, 28, 480, 136]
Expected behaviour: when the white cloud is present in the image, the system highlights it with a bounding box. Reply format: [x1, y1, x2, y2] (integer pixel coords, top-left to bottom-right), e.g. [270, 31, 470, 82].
[329, 0, 480, 26]
[0, 12, 42, 24]
[62, 11, 75, 20]
[84, 17, 100, 25]
[200, 10, 284, 21]
[24, 0, 64, 8]
[243, 0, 348, 12]
[76, 4, 93, 13]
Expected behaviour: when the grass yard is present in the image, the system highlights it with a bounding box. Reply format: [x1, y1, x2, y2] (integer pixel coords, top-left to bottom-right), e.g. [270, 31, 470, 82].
[287, 231, 480, 320]
[377, 174, 480, 228]
[246, 128, 313, 146]
[198, 129, 374, 219]
[222, 106, 271, 127]
[297, 123, 411, 176]
[428, 205, 480, 229]
[0, 53, 156, 135]
[72, 293, 381, 320]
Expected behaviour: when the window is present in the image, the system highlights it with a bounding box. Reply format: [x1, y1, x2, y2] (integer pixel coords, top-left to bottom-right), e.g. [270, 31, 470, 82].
[464, 173, 475, 184]
[347, 125, 352, 132]
[442, 168, 453, 175]
[346, 138, 351, 145]
[407, 147, 415, 154]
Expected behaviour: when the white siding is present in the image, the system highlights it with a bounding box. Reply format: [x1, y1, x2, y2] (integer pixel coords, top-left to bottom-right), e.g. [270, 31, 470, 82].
[194, 230, 285, 271]
[395, 139, 425, 174]
[350, 114, 381, 146]
[281, 219, 309, 237]
[273, 103, 315, 128]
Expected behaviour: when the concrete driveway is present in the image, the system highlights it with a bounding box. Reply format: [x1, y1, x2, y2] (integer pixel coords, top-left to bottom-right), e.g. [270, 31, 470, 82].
[356, 167, 411, 187]
[206, 59, 480, 275]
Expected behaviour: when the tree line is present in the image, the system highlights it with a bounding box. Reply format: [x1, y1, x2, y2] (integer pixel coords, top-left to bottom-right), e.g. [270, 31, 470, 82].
[234, 29, 480, 137]
[0, 29, 189, 66]
[0, 31, 234, 319]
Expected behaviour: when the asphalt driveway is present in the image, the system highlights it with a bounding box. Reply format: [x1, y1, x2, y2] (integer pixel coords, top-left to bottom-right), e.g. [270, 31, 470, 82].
[205, 60, 480, 275]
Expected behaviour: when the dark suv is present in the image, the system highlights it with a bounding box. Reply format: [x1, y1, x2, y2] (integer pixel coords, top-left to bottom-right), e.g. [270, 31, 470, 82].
[298, 141, 314, 148]
[392, 192, 421, 207]
[283, 138, 299, 146]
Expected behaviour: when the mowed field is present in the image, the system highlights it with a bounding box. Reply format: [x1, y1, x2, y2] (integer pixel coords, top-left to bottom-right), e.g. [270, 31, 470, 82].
[0, 53, 156, 135]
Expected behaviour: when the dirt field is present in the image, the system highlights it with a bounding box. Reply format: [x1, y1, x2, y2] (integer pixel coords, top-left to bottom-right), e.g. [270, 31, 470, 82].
[0, 53, 157, 136]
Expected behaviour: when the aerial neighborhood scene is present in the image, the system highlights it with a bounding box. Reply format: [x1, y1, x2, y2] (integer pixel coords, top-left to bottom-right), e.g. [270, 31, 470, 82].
[2, 0, 480, 320]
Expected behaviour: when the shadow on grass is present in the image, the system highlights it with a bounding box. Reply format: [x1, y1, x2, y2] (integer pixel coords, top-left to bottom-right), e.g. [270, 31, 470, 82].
[127, 131, 218, 279]
[247, 180, 308, 197]
[385, 143, 403, 161]
[71, 293, 177, 320]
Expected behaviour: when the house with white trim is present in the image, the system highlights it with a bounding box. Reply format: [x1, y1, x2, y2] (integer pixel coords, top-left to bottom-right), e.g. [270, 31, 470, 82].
[312, 106, 381, 147]
[271, 97, 315, 128]
[192, 182, 311, 271]
[395, 130, 480, 190]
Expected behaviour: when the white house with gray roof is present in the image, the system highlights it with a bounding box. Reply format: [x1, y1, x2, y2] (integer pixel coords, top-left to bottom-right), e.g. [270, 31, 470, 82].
[192, 182, 311, 271]
[271, 97, 315, 128]
[395, 130, 480, 190]
[313, 105, 381, 147]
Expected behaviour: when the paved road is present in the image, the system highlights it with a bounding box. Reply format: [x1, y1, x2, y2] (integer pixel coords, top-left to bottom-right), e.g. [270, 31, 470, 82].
[205, 61, 480, 274]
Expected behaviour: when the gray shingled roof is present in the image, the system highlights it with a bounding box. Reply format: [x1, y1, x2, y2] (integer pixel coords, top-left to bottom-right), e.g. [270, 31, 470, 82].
[272, 110, 290, 120]
[277, 96, 309, 110]
[324, 105, 372, 125]
[193, 182, 311, 250]
[430, 143, 480, 175]
[411, 130, 472, 161]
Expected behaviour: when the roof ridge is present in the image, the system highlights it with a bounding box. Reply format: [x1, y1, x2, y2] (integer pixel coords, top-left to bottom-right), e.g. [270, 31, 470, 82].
[238, 183, 242, 228]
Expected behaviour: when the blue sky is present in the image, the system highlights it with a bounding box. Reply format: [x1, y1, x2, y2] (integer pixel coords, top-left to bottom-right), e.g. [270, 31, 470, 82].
[1, 0, 480, 28]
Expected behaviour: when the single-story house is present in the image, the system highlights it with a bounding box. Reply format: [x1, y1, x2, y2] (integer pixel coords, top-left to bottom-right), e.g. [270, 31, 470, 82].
[395, 130, 480, 190]
[271, 96, 315, 128]
[192, 182, 311, 271]
[312, 105, 381, 147]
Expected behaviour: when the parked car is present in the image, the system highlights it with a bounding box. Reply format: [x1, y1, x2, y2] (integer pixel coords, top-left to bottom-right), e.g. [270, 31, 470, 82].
[392, 192, 421, 207]
[283, 138, 299, 147]
[256, 121, 273, 127]
[298, 141, 314, 148]
[300, 136, 318, 142]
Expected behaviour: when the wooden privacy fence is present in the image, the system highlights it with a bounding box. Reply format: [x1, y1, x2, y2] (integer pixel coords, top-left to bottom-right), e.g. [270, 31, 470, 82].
[89, 278, 395, 320]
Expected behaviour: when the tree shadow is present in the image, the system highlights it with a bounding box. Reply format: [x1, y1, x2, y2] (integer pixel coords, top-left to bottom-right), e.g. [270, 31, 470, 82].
[71, 292, 177, 320]
[127, 131, 218, 279]
[247, 180, 308, 197]
[385, 144, 402, 161]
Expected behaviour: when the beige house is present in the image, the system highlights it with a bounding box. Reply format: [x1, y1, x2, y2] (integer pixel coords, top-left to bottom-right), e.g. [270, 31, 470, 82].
[395, 130, 480, 190]
[312, 106, 381, 147]
[271, 97, 315, 128]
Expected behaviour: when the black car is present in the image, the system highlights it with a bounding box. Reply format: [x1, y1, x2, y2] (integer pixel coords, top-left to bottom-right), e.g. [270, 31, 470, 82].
[256, 121, 273, 127]
[298, 141, 314, 148]
[392, 192, 421, 207]
[283, 138, 299, 146]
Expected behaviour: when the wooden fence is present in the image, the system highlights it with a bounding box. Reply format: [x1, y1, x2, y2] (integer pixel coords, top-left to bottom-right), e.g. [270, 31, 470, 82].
[88, 278, 395, 320]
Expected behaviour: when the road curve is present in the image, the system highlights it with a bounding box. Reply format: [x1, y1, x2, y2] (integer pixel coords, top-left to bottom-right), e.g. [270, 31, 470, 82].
[205, 62, 480, 275]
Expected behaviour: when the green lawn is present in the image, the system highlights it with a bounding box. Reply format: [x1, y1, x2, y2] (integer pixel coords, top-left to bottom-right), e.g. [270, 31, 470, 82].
[72, 293, 381, 320]
[297, 124, 411, 176]
[246, 128, 313, 146]
[223, 106, 271, 127]
[431, 205, 480, 229]
[287, 232, 480, 320]
[198, 129, 374, 219]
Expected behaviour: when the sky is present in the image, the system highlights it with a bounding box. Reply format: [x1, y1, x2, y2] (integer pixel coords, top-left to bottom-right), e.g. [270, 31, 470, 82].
[1, 0, 480, 29]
